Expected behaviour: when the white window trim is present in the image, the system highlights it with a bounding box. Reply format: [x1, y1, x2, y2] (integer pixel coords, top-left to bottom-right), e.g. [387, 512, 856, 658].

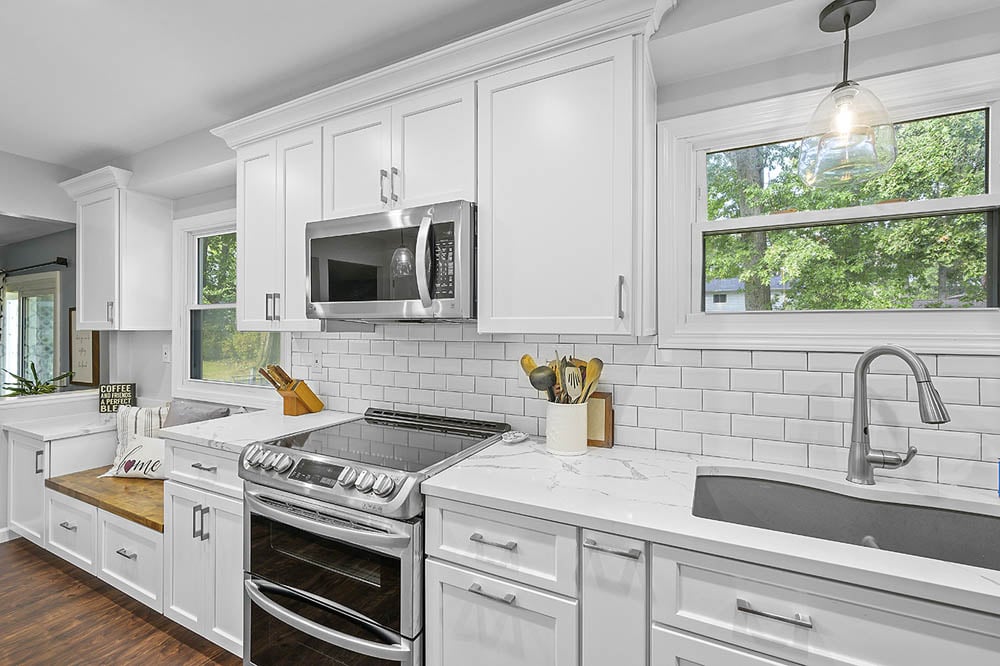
[658, 52, 1000, 354]
[171, 209, 288, 408]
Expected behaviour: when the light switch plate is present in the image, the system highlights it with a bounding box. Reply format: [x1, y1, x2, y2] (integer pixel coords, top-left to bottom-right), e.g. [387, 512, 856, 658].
[161, 344, 171, 363]
[309, 352, 323, 378]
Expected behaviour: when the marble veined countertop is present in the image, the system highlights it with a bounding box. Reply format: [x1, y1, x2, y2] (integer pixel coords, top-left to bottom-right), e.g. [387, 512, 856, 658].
[159, 408, 359, 454]
[422, 438, 1000, 616]
[4, 412, 116, 441]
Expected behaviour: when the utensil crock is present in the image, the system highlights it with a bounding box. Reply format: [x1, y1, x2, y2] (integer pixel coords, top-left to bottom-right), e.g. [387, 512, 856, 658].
[545, 401, 588, 456]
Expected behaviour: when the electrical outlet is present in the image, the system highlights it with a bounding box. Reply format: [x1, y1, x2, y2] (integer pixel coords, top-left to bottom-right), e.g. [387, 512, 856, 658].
[310, 352, 323, 378]
[161, 344, 171, 363]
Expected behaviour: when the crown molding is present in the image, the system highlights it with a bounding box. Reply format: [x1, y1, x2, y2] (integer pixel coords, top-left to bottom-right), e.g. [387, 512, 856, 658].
[59, 165, 133, 201]
[212, 0, 657, 148]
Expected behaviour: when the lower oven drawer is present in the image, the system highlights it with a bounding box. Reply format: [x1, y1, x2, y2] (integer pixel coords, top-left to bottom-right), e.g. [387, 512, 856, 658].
[246, 577, 421, 666]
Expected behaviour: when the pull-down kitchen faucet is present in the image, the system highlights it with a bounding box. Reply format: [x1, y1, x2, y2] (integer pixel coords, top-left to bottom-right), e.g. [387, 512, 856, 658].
[847, 344, 950, 485]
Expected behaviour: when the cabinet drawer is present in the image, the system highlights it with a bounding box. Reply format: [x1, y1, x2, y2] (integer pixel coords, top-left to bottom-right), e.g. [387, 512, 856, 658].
[582, 529, 647, 666]
[45, 490, 98, 574]
[426, 558, 578, 666]
[98, 510, 163, 611]
[651, 625, 792, 666]
[426, 498, 578, 596]
[652, 545, 1000, 666]
[165, 440, 241, 498]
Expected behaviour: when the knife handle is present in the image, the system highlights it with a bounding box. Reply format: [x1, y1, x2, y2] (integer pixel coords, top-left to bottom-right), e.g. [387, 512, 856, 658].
[268, 364, 294, 386]
[258, 368, 281, 390]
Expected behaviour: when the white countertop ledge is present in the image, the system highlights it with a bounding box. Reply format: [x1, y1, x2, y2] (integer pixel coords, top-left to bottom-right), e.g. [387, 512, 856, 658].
[422, 439, 1000, 617]
[159, 408, 359, 454]
[4, 412, 116, 441]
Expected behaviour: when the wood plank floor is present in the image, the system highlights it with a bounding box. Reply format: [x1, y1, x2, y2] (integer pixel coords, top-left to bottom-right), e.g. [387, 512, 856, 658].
[0, 538, 241, 665]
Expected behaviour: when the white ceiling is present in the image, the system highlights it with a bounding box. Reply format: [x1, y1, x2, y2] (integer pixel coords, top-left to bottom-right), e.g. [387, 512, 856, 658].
[0, 0, 567, 171]
[0, 215, 73, 249]
[651, 0, 1000, 86]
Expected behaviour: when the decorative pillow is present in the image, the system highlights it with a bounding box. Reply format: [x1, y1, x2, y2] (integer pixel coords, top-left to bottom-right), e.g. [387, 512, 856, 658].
[162, 399, 230, 428]
[113, 404, 170, 462]
[102, 435, 165, 479]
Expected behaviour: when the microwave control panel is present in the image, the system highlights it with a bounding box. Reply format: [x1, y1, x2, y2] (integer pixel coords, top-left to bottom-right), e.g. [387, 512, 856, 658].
[431, 224, 455, 299]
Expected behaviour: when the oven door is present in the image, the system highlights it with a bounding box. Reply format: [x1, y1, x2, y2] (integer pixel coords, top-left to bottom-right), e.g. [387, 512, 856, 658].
[244, 484, 421, 639]
[305, 199, 474, 320]
[245, 577, 421, 666]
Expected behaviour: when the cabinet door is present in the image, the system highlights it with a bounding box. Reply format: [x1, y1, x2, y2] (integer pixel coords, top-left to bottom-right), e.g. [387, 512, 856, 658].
[204, 492, 244, 654]
[8, 435, 46, 545]
[236, 139, 280, 330]
[76, 188, 119, 330]
[651, 625, 790, 666]
[275, 126, 321, 331]
[163, 481, 208, 634]
[477, 37, 635, 334]
[391, 83, 475, 208]
[426, 558, 578, 666]
[581, 530, 647, 666]
[322, 107, 391, 219]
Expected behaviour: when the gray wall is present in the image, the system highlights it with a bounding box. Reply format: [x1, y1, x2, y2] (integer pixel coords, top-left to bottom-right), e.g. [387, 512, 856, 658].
[0, 228, 77, 376]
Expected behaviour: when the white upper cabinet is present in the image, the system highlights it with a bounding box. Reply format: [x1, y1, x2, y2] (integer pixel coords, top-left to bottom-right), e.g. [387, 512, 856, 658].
[322, 108, 392, 219]
[236, 140, 279, 331]
[477, 36, 652, 335]
[61, 167, 173, 331]
[391, 83, 475, 208]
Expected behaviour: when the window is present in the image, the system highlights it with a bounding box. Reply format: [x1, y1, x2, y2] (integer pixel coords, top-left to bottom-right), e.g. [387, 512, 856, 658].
[174, 212, 285, 406]
[658, 57, 1000, 352]
[2, 272, 60, 382]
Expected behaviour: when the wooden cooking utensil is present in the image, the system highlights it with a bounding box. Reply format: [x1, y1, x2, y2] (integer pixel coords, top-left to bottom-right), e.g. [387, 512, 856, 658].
[529, 366, 558, 402]
[579, 358, 604, 403]
[519, 354, 538, 378]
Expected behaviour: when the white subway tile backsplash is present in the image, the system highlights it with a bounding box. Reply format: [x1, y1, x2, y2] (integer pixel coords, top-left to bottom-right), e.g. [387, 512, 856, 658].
[296, 326, 1000, 492]
[731, 369, 782, 393]
[682, 367, 730, 390]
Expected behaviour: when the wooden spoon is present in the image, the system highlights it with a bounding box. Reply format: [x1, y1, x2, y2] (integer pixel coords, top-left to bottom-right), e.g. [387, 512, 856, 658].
[564, 365, 584, 403]
[519, 354, 538, 378]
[578, 358, 604, 403]
[529, 366, 558, 402]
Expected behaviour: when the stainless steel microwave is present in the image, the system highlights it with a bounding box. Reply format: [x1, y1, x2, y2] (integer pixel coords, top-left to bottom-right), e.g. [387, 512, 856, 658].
[305, 200, 475, 322]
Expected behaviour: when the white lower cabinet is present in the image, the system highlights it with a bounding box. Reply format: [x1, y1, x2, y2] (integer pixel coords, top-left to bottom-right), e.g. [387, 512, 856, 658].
[581, 529, 647, 666]
[651, 625, 791, 666]
[425, 558, 578, 666]
[164, 479, 244, 655]
[45, 490, 98, 573]
[98, 510, 163, 611]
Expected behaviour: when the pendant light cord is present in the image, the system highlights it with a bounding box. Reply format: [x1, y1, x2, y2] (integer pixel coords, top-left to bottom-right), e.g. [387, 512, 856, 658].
[842, 12, 851, 85]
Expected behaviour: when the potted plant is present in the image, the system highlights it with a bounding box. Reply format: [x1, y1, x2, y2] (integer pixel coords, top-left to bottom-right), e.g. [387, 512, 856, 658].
[3, 362, 73, 397]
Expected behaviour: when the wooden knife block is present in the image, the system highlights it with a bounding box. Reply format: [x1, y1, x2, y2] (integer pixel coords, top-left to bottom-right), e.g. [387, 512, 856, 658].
[278, 380, 324, 416]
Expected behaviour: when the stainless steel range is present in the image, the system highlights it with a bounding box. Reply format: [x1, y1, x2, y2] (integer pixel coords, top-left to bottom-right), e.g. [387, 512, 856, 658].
[239, 408, 509, 666]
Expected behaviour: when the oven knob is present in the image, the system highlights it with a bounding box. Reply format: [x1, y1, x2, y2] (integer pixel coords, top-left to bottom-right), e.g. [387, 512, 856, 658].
[248, 448, 267, 467]
[354, 470, 376, 493]
[273, 454, 294, 474]
[372, 474, 395, 498]
[338, 466, 358, 487]
[262, 452, 281, 471]
[243, 445, 260, 467]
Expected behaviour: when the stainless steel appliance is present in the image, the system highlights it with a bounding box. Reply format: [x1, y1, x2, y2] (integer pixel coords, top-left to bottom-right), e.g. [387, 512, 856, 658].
[305, 200, 475, 322]
[239, 409, 509, 666]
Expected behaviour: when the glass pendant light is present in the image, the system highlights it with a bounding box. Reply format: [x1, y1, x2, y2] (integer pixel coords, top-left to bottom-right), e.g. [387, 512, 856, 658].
[390, 229, 414, 278]
[798, 0, 896, 188]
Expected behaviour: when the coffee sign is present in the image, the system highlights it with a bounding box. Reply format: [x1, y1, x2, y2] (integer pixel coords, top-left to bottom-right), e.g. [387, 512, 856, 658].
[99, 383, 137, 413]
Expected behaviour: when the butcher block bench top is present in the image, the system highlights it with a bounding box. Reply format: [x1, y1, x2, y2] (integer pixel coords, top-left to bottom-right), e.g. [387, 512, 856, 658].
[45, 466, 164, 532]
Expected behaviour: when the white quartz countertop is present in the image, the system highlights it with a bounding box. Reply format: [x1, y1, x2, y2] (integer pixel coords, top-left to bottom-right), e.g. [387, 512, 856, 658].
[4, 411, 116, 441]
[159, 408, 359, 454]
[422, 438, 1000, 616]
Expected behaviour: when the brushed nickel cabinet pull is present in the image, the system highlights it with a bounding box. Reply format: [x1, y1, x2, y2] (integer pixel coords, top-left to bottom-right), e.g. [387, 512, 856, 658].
[191, 462, 218, 473]
[617, 275, 625, 319]
[736, 598, 813, 629]
[59, 521, 77, 532]
[34, 450, 44, 474]
[379, 169, 389, 204]
[469, 532, 517, 551]
[583, 537, 642, 560]
[200, 506, 210, 541]
[192, 504, 203, 539]
[468, 583, 515, 605]
[390, 166, 400, 203]
[115, 547, 138, 561]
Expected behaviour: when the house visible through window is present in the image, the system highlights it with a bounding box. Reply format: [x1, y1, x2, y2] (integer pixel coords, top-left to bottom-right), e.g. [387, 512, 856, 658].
[2, 272, 59, 382]
[188, 232, 279, 385]
[703, 109, 994, 312]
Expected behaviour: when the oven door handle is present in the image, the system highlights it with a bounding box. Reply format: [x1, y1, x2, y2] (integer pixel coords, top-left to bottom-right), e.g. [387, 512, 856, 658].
[246, 579, 412, 662]
[245, 490, 412, 551]
[415, 206, 434, 308]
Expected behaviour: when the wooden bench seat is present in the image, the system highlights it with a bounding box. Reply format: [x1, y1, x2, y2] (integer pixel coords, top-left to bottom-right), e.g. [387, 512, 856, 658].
[45, 466, 164, 533]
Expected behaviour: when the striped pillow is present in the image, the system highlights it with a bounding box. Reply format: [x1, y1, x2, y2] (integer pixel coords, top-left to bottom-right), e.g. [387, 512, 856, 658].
[114, 404, 170, 460]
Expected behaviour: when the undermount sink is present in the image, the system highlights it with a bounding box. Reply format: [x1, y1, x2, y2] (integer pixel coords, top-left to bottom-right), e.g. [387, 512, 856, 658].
[692, 470, 1000, 572]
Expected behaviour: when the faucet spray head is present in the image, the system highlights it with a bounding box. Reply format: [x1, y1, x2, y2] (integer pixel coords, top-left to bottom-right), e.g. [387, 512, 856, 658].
[915, 380, 950, 424]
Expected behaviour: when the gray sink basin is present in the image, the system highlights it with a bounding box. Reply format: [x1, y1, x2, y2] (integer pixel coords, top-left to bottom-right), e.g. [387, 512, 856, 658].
[693, 472, 1000, 572]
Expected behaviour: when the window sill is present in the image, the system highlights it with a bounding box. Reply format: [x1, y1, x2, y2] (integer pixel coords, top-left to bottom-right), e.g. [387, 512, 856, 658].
[658, 309, 1000, 355]
[173, 380, 281, 410]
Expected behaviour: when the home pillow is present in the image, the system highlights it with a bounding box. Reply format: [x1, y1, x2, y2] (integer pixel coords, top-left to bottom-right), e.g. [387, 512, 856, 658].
[102, 404, 170, 479]
[102, 435, 165, 479]
[162, 399, 230, 428]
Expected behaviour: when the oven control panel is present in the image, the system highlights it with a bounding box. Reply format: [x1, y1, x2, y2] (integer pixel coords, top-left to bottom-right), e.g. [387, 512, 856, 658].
[240, 445, 400, 501]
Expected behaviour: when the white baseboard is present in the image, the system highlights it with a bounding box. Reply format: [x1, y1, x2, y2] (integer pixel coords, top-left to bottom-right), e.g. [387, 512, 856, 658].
[0, 527, 18, 544]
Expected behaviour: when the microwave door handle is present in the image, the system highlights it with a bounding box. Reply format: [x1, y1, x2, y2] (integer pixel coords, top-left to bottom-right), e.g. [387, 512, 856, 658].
[245, 579, 412, 662]
[415, 206, 434, 308]
[245, 490, 412, 551]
